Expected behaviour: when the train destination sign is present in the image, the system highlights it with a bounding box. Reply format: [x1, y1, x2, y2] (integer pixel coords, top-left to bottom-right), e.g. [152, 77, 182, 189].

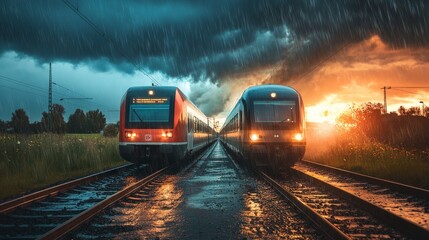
[132, 98, 169, 104]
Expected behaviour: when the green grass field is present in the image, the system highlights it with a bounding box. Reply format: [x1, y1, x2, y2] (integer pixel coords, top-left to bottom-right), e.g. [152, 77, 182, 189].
[305, 127, 429, 189]
[0, 133, 127, 200]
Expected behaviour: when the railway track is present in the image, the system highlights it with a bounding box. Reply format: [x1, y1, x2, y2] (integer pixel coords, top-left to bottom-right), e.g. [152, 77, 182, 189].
[257, 160, 429, 239]
[0, 164, 144, 239]
[41, 167, 168, 239]
[299, 160, 429, 200]
[0, 164, 134, 214]
[294, 160, 429, 238]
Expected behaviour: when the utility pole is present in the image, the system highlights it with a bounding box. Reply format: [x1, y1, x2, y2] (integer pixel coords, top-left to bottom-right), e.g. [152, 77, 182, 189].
[48, 63, 53, 131]
[381, 86, 391, 114]
[382, 86, 429, 114]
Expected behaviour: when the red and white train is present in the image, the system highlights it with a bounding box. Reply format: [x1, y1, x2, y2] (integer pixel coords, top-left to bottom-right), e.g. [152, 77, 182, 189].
[119, 86, 216, 169]
[220, 85, 306, 171]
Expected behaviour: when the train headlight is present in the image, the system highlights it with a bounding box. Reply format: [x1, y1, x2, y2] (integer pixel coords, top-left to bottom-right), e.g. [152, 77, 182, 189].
[250, 133, 260, 141]
[125, 131, 137, 138]
[270, 92, 277, 98]
[162, 131, 173, 138]
[148, 90, 154, 95]
[294, 133, 303, 141]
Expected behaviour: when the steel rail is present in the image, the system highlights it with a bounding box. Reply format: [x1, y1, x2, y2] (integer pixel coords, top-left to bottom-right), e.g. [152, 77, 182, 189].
[293, 168, 429, 239]
[0, 163, 133, 213]
[301, 160, 429, 199]
[257, 170, 350, 240]
[39, 166, 168, 240]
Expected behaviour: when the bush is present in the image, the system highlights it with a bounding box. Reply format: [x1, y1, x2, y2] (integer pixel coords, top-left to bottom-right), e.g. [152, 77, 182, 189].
[103, 124, 118, 137]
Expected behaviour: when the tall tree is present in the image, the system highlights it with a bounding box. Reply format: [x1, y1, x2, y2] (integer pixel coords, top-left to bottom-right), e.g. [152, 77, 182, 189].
[41, 104, 66, 133]
[30, 121, 44, 134]
[67, 109, 87, 133]
[398, 106, 406, 116]
[11, 108, 30, 134]
[86, 109, 106, 133]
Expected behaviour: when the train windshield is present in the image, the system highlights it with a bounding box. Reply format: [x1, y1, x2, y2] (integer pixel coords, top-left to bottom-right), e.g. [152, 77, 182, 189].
[125, 96, 174, 128]
[129, 103, 169, 123]
[253, 100, 296, 123]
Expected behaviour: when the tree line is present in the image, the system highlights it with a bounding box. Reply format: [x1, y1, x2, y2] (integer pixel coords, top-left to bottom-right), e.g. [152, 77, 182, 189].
[0, 104, 118, 136]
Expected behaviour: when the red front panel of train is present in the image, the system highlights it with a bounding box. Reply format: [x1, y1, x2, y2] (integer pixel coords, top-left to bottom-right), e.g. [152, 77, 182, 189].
[119, 89, 187, 144]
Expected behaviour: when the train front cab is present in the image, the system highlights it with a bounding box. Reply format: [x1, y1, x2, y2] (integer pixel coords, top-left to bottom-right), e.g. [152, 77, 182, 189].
[242, 86, 306, 169]
[119, 87, 188, 168]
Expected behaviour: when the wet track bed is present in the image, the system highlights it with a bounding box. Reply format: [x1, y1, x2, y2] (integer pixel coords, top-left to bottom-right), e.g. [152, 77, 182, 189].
[0, 165, 143, 239]
[294, 161, 429, 231]
[275, 171, 407, 239]
[69, 142, 323, 239]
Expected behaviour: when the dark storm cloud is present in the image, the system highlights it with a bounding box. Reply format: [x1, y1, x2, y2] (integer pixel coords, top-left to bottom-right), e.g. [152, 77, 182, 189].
[1, 0, 428, 94]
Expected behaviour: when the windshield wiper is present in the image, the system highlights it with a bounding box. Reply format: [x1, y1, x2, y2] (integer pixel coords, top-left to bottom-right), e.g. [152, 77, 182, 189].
[277, 117, 288, 123]
[133, 109, 143, 122]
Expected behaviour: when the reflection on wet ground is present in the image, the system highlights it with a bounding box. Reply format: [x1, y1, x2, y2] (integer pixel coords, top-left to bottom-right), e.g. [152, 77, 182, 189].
[73, 142, 322, 239]
[121, 179, 183, 239]
[172, 142, 244, 239]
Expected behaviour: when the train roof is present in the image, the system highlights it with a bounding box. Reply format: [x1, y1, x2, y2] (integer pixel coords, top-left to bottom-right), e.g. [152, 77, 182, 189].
[126, 86, 189, 100]
[127, 86, 177, 94]
[241, 84, 300, 100]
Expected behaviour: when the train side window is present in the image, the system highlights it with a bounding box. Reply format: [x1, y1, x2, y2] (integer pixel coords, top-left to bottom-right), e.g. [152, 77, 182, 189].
[194, 116, 197, 133]
[239, 110, 242, 130]
[188, 114, 193, 133]
[198, 120, 201, 133]
[233, 114, 238, 132]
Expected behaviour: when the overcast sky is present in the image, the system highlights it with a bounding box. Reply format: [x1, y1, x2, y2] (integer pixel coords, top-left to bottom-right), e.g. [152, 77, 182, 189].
[1, 0, 428, 123]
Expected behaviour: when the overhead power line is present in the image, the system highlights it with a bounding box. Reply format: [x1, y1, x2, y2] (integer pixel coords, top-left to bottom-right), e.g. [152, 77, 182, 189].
[381, 86, 429, 114]
[62, 0, 162, 86]
[0, 74, 47, 93]
[1, 72, 117, 112]
[0, 83, 46, 99]
[53, 82, 89, 98]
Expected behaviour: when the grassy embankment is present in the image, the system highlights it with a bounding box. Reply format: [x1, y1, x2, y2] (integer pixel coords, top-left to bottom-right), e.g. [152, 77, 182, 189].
[305, 125, 429, 189]
[0, 133, 126, 200]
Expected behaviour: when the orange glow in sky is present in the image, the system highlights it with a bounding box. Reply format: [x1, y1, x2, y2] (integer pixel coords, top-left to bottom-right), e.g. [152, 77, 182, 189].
[294, 35, 429, 122]
[216, 35, 429, 126]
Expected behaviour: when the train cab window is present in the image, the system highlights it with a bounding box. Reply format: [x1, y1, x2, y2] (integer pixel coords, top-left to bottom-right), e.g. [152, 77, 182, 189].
[129, 103, 169, 123]
[253, 100, 296, 123]
[125, 95, 174, 129]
